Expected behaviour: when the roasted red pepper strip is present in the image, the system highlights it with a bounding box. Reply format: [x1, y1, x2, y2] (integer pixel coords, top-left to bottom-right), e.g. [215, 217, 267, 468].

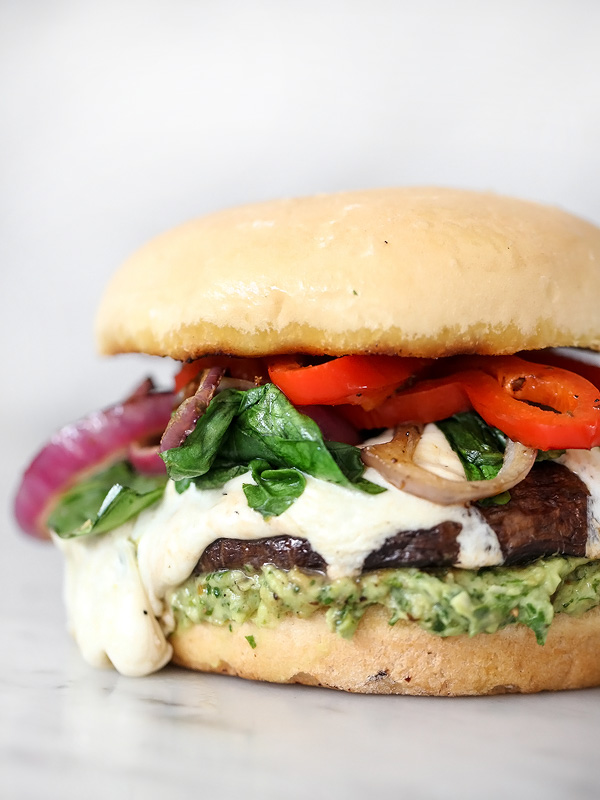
[459, 356, 600, 450]
[174, 361, 204, 393]
[519, 350, 600, 391]
[341, 376, 471, 428]
[268, 355, 432, 407]
[178, 353, 600, 450]
[345, 355, 600, 451]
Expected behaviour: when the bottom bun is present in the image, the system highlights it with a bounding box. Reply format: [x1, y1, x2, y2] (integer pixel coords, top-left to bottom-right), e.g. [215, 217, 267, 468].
[170, 605, 600, 695]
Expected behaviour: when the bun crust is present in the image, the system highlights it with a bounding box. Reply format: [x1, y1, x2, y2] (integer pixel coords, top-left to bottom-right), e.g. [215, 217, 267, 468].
[170, 606, 600, 695]
[96, 188, 600, 360]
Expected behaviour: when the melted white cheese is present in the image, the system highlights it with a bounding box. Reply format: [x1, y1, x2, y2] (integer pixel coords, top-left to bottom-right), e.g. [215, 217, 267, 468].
[55, 427, 600, 677]
[559, 449, 600, 559]
[54, 524, 173, 677]
[134, 463, 500, 618]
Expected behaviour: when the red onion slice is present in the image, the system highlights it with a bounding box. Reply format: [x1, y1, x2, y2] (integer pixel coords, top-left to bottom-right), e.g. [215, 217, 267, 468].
[124, 376, 156, 401]
[361, 425, 537, 505]
[15, 392, 175, 539]
[160, 366, 225, 452]
[127, 442, 166, 475]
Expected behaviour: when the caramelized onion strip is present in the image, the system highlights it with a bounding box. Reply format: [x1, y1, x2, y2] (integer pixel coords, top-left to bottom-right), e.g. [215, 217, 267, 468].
[160, 366, 225, 452]
[361, 425, 537, 505]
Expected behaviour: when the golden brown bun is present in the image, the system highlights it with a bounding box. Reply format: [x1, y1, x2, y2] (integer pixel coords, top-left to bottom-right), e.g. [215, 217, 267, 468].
[170, 605, 600, 695]
[96, 188, 600, 360]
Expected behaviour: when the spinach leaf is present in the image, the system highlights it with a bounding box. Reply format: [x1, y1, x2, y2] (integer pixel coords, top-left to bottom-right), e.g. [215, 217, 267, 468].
[222, 384, 353, 483]
[161, 388, 241, 480]
[436, 412, 510, 506]
[48, 461, 167, 539]
[475, 490, 511, 507]
[436, 412, 507, 481]
[325, 441, 386, 494]
[437, 412, 566, 507]
[242, 459, 307, 517]
[194, 464, 251, 490]
[161, 384, 382, 511]
[536, 448, 566, 462]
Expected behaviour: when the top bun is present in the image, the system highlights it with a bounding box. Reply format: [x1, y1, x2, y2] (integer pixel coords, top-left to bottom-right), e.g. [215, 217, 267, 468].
[95, 187, 600, 360]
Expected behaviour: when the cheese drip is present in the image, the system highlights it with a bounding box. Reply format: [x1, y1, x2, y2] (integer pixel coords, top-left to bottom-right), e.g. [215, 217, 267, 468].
[54, 523, 172, 677]
[559, 449, 600, 558]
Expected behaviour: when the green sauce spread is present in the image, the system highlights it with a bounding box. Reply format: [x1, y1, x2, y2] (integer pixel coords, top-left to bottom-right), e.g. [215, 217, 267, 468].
[170, 557, 600, 644]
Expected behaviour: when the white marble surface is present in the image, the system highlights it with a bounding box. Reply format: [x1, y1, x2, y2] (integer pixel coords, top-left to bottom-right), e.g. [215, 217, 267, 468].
[3, 3, 600, 798]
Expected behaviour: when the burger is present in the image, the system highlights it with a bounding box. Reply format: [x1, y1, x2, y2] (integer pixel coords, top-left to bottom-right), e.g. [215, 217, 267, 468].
[14, 187, 600, 695]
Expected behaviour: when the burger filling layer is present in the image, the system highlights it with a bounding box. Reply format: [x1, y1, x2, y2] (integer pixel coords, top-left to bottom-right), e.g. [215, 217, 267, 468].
[20, 353, 600, 678]
[53, 425, 600, 677]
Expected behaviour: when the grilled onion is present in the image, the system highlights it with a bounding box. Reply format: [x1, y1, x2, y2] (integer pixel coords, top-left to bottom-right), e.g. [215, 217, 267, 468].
[127, 441, 166, 474]
[160, 366, 225, 452]
[361, 425, 537, 505]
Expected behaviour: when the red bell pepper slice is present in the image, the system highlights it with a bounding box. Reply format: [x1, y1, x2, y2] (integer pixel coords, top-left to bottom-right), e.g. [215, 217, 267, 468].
[346, 355, 600, 451]
[459, 356, 600, 450]
[341, 376, 471, 428]
[268, 355, 432, 408]
[519, 350, 600, 391]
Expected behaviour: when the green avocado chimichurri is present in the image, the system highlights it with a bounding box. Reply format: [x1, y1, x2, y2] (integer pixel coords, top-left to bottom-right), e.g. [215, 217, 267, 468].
[170, 557, 600, 645]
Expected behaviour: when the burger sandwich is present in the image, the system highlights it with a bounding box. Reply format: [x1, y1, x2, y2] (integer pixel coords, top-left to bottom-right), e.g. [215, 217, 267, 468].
[15, 187, 600, 695]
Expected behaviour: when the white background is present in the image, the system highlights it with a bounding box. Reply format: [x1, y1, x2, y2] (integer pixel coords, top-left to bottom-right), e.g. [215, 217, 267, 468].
[2, 2, 600, 798]
[3, 0, 600, 433]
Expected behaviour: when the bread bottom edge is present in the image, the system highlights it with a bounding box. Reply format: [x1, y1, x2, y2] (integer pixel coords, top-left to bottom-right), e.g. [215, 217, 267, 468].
[169, 605, 600, 695]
